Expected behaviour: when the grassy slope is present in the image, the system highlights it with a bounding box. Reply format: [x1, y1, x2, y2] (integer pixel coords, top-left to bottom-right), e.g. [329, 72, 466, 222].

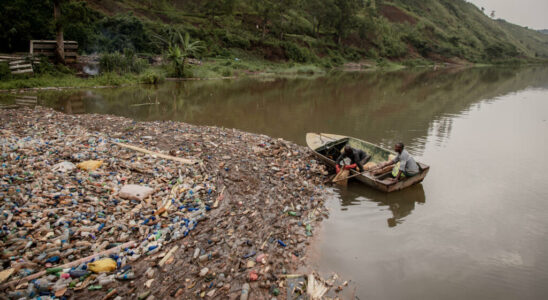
[2, 0, 548, 90]
[81, 0, 548, 63]
[389, 0, 548, 60]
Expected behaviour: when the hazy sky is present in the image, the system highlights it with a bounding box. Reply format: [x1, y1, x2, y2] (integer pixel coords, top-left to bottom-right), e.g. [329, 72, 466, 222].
[467, 0, 548, 29]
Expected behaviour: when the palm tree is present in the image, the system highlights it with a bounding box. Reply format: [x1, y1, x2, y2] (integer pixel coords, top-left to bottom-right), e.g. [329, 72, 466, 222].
[178, 32, 205, 76]
[159, 31, 204, 77]
[167, 44, 184, 77]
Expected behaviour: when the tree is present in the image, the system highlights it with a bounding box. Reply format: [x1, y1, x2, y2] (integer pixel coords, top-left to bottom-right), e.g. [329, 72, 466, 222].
[165, 32, 204, 77]
[203, 0, 235, 20]
[305, 0, 334, 37]
[54, 0, 66, 64]
[332, 0, 362, 45]
[252, 0, 277, 38]
[0, 0, 53, 52]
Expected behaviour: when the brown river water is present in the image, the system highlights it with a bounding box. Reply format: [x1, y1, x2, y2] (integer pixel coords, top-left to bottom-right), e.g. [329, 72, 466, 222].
[3, 66, 548, 299]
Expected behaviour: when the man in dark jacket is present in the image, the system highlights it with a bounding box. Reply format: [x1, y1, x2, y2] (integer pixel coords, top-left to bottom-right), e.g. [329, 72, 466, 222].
[335, 145, 370, 173]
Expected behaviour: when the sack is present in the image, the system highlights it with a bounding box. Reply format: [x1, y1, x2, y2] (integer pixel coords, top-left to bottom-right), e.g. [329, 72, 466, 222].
[363, 162, 377, 171]
[119, 184, 154, 201]
[87, 258, 117, 273]
[77, 160, 103, 171]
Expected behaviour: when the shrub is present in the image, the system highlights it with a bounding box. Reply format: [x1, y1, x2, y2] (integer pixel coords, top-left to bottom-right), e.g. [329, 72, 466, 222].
[221, 68, 232, 77]
[283, 42, 315, 63]
[326, 49, 345, 65]
[222, 33, 251, 48]
[0, 62, 11, 80]
[485, 42, 519, 60]
[99, 50, 149, 74]
[343, 47, 362, 61]
[139, 69, 165, 84]
[319, 58, 333, 69]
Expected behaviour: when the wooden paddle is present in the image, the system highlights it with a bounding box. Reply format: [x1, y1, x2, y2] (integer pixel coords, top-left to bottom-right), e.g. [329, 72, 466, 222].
[332, 169, 350, 186]
[332, 169, 368, 182]
[332, 163, 392, 183]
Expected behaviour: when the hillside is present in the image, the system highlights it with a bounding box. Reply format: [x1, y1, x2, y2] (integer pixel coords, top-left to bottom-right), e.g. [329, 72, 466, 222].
[1, 0, 548, 65]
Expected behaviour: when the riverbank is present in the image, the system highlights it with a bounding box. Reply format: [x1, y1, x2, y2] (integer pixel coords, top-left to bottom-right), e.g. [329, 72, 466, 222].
[0, 106, 337, 299]
[0, 56, 435, 92]
[2, 55, 546, 93]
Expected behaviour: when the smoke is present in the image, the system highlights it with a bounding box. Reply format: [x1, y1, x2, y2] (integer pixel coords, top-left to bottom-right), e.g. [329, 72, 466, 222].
[83, 64, 99, 76]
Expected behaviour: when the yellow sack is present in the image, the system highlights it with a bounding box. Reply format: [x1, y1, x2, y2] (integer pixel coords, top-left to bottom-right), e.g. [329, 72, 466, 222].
[392, 162, 403, 177]
[77, 160, 103, 171]
[87, 258, 117, 273]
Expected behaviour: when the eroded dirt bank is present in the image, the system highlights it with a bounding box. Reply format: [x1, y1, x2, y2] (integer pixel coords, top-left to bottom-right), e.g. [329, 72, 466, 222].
[0, 106, 334, 299]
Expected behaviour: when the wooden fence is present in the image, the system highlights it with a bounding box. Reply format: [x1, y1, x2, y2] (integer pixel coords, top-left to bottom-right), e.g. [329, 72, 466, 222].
[30, 40, 78, 63]
[0, 55, 35, 75]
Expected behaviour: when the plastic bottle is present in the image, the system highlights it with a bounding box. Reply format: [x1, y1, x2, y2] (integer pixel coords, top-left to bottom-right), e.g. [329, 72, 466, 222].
[69, 269, 88, 278]
[240, 283, 250, 300]
[116, 271, 135, 280]
[99, 275, 115, 285]
[34, 278, 52, 292]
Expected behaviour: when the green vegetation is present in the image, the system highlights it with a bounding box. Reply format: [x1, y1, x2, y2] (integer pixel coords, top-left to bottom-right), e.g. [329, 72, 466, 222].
[0, 73, 135, 90]
[99, 50, 148, 74]
[1, 0, 547, 89]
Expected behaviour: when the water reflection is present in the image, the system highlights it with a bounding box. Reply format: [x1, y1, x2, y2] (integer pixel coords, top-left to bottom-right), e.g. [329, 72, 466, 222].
[337, 184, 425, 227]
[30, 66, 548, 153]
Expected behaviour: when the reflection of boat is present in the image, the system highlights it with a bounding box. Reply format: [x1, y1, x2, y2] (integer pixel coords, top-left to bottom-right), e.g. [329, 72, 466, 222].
[385, 184, 425, 227]
[306, 133, 429, 192]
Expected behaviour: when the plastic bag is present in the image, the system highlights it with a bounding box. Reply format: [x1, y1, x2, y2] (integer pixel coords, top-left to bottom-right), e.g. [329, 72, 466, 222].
[119, 184, 154, 201]
[77, 160, 103, 171]
[87, 258, 117, 273]
[52, 161, 76, 173]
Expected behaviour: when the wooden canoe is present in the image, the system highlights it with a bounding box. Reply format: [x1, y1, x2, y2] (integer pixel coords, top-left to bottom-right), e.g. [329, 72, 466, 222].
[306, 133, 429, 192]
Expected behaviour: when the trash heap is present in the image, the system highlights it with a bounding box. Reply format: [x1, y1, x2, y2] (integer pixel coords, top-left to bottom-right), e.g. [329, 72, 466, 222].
[0, 106, 333, 299]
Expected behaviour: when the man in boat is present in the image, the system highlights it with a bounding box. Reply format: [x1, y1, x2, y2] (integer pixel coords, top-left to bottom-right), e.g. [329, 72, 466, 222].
[379, 142, 419, 181]
[335, 145, 370, 174]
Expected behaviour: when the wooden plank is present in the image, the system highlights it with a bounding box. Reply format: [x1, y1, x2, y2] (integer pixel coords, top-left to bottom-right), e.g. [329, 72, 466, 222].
[30, 52, 78, 57]
[9, 64, 32, 69]
[9, 60, 28, 65]
[31, 40, 77, 44]
[114, 142, 198, 165]
[32, 44, 79, 50]
[19, 96, 37, 100]
[11, 69, 34, 74]
[0, 55, 23, 60]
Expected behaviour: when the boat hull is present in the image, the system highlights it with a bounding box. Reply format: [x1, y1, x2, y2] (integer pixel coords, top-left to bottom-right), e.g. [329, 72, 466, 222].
[306, 133, 429, 192]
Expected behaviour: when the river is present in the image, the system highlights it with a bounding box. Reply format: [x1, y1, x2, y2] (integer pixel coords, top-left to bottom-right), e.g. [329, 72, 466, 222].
[3, 66, 548, 299]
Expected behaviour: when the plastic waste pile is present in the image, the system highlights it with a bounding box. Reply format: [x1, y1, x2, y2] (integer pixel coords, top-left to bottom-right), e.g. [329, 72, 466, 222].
[1, 107, 331, 299]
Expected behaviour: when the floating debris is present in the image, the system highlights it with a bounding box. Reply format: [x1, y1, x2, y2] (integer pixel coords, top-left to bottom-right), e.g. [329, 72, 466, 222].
[0, 106, 332, 298]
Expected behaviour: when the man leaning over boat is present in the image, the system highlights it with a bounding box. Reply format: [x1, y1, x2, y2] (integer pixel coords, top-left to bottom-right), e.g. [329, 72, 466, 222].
[335, 145, 371, 173]
[379, 142, 420, 182]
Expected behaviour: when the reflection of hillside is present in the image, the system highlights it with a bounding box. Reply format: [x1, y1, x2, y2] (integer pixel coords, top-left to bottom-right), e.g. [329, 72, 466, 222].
[39, 66, 548, 151]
